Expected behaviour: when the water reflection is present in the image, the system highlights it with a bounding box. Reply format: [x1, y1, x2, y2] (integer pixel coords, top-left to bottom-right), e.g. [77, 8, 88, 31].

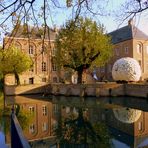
[113, 108, 142, 123]
[3, 95, 148, 148]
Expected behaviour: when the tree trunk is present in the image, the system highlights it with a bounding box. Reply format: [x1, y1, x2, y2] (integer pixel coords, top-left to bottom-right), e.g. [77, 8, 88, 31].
[0, 75, 4, 92]
[77, 69, 83, 84]
[0, 74, 6, 108]
[14, 73, 20, 85]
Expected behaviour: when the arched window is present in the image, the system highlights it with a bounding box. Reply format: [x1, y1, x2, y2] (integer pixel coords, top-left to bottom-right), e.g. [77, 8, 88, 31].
[137, 44, 142, 54]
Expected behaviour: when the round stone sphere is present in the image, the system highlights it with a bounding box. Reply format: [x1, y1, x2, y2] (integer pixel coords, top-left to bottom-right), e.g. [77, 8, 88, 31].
[113, 107, 141, 123]
[112, 57, 141, 82]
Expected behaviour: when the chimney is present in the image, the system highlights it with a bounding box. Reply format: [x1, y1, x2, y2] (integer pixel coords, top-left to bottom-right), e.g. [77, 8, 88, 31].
[128, 18, 133, 26]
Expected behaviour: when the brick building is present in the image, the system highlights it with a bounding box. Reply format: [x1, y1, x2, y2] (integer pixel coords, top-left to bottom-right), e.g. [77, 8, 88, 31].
[4, 20, 148, 84]
[97, 20, 148, 81]
[3, 26, 62, 85]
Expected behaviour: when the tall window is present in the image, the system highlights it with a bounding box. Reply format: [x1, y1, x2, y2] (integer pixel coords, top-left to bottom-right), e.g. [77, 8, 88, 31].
[29, 45, 34, 54]
[125, 47, 128, 54]
[137, 44, 142, 54]
[52, 63, 57, 71]
[42, 122, 48, 132]
[42, 105, 47, 116]
[29, 106, 34, 114]
[52, 48, 56, 56]
[42, 62, 46, 71]
[138, 122, 142, 131]
[29, 124, 35, 134]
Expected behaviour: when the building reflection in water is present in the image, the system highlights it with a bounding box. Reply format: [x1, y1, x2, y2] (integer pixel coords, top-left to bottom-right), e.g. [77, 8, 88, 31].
[4, 95, 148, 148]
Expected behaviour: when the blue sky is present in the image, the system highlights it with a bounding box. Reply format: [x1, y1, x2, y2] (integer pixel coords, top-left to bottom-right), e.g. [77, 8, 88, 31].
[0, 0, 148, 44]
[49, 0, 148, 34]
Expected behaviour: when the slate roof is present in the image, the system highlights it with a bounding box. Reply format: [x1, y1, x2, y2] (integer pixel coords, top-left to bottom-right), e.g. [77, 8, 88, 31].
[6, 25, 57, 40]
[108, 25, 148, 44]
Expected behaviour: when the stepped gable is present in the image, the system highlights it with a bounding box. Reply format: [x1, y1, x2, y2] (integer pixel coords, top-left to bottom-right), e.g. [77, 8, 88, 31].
[108, 25, 148, 44]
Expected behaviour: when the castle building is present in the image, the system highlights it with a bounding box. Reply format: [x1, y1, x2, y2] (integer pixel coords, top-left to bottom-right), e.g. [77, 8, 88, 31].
[4, 20, 148, 84]
[3, 26, 61, 85]
[97, 20, 148, 81]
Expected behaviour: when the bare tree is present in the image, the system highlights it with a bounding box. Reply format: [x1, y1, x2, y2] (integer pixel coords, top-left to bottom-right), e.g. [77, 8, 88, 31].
[0, 0, 108, 40]
[115, 0, 148, 25]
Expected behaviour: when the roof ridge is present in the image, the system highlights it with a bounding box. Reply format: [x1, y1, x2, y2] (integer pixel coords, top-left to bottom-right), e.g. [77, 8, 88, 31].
[108, 25, 130, 34]
[108, 24, 148, 44]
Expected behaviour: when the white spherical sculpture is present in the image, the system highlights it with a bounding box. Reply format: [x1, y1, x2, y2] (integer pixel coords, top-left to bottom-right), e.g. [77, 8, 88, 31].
[112, 57, 141, 82]
[113, 108, 141, 123]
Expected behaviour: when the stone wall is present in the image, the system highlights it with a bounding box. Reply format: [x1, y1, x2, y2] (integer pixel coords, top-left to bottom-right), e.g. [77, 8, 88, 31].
[5, 84, 48, 95]
[125, 84, 148, 98]
[5, 83, 148, 98]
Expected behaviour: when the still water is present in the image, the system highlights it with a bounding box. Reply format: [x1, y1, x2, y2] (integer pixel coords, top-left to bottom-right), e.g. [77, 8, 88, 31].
[1, 95, 148, 148]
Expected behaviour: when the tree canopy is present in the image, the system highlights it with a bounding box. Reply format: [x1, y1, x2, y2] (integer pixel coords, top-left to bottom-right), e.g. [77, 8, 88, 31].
[0, 46, 33, 84]
[55, 108, 111, 147]
[55, 17, 113, 83]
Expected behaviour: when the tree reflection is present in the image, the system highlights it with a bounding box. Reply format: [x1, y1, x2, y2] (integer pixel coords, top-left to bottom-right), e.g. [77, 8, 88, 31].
[0, 95, 33, 135]
[55, 108, 111, 148]
[14, 104, 34, 130]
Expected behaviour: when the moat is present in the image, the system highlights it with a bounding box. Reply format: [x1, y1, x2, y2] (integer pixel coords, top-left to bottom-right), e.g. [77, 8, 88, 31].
[1, 94, 148, 148]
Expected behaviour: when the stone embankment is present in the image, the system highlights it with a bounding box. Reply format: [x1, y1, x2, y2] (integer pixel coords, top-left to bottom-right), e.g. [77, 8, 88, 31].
[5, 83, 148, 98]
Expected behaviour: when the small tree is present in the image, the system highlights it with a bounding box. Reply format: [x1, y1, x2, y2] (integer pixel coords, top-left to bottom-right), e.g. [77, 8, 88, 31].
[0, 46, 33, 85]
[55, 17, 113, 83]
